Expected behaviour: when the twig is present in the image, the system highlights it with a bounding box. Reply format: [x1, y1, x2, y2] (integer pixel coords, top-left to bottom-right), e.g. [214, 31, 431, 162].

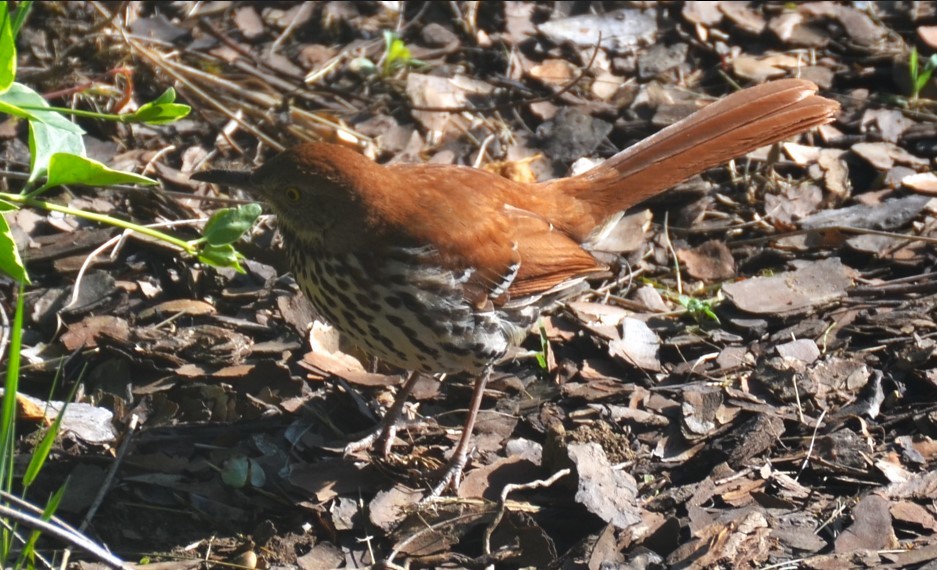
[662, 211, 683, 296]
[141, 144, 176, 176]
[386, 510, 497, 566]
[88, 1, 282, 151]
[482, 469, 571, 557]
[80, 414, 139, 531]
[0, 299, 8, 368]
[0, 169, 250, 205]
[59, 415, 140, 567]
[796, 408, 827, 481]
[270, 2, 314, 55]
[729, 225, 937, 247]
[67, 217, 208, 309]
[0, 492, 131, 570]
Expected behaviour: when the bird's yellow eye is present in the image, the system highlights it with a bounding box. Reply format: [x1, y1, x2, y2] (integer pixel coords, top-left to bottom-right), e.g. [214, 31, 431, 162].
[286, 188, 301, 202]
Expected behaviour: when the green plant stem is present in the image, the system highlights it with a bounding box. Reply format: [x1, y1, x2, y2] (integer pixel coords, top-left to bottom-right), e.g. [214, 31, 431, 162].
[15, 104, 135, 123]
[0, 283, 24, 561]
[0, 193, 196, 253]
[9, 2, 32, 38]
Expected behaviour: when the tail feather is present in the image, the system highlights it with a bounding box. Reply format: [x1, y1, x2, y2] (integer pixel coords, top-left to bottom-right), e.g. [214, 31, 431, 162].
[543, 79, 839, 240]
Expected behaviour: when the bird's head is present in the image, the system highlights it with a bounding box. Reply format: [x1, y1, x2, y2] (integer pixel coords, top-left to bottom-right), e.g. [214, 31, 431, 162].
[192, 142, 380, 250]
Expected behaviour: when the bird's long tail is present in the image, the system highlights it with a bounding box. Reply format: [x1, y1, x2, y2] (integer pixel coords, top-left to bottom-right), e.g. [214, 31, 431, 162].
[542, 79, 839, 241]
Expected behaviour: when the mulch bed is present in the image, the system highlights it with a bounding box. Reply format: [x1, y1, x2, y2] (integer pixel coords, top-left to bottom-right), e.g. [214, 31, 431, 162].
[5, 2, 937, 568]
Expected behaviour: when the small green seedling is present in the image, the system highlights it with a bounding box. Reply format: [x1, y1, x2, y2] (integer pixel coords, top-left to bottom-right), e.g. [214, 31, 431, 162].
[190, 203, 264, 271]
[677, 294, 721, 325]
[909, 46, 937, 101]
[534, 323, 550, 371]
[382, 31, 413, 76]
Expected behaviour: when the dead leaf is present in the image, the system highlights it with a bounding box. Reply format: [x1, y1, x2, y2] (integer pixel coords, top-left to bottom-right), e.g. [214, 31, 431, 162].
[834, 494, 897, 553]
[61, 315, 130, 350]
[890, 500, 937, 531]
[683, 1, 723, 26]
[608, 318, 661, 371]
[720, 2, 767, 34]
[138, 299, 216, 320]
[918, 25, 937, 50]
[458, 456, 541, 499]
[676, 240, 736, 282]
[769, 12, 829, 47]
[529, 59, 577, 86]
[776, 339, 820, 363]
[407, 73, 493, 143]
[482, 154, 542, 184]
[233, 6, 264, 40]
[851, 141, 929, 170]
[567, 442, 641, 530]
[370, 485, 424, 532]
[732, 53, 803, 82]
[723, 258, 854, 316]
[902, 172, 937, 195]
[681, 387, 724, 440]
[537, 9, 658, 53]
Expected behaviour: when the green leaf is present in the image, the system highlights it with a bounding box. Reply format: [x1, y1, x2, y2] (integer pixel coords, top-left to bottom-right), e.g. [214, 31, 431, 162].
[534, 352, 546, 369]
[0, 282, 25, 495]
[918, 54, 937, 94]
[0, 83, 86, 183]
[0, 2, 15, 93]
[198, 243, 245, 272]
[387, 38, 411, 65]
[9, 1, 33, 39]
[0, 83, 85, 132]
[43, 481, 68, 519]
[201, 203, 262, 246]
[129, 88, 191, 125]
[151, 87, 177, 106]
[22, 404, 65, 487]
[221, 456, 265, 489]
[382, 30, 412, 75]
[40, 153, 155, 192]
[221, 456, 249, 488]
[21, 481, 68, 567]
[927, 54, 937, 72]
[0, 212, 27, 283]
[28, 120, 83, 185]
[534, 324, 549, 370]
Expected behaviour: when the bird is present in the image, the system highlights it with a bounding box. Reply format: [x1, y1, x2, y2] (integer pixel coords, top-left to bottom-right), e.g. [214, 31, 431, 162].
[192, 78, 839, 497]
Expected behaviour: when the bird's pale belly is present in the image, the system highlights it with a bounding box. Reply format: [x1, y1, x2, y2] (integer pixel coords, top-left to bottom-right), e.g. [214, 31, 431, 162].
[287, 245, 527, 374]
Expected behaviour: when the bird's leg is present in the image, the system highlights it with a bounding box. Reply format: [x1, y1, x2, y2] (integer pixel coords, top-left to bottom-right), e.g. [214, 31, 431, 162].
[344, 371, 420, 457]
[427, 367, 491, 498]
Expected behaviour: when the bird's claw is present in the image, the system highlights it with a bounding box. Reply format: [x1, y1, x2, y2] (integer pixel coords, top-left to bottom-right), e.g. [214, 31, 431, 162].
[424, 445, 474, 500]
[343, 416, 402, 458]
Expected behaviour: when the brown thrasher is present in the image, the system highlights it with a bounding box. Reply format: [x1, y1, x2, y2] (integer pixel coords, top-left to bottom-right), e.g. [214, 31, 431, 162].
[193, 79, 838, 496]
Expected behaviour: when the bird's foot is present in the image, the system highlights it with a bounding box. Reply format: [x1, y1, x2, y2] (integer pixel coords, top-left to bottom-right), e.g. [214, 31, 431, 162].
[343, 414, 407, 458]
[422, 368, 492, 501]
[343, 371, 422, 458]
[424, 445, 474, 499]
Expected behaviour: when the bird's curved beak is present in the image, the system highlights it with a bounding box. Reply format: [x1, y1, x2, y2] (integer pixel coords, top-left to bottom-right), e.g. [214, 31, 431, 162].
[190, 169, 255, 190]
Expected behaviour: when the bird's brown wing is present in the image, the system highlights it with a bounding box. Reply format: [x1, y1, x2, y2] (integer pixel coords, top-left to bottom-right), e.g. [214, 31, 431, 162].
[499, 204, 605, 300]
[380, 164, 603, 306]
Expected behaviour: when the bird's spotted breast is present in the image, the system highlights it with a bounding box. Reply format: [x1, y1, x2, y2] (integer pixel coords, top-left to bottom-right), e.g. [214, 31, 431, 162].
[284, 235, 526, 374]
